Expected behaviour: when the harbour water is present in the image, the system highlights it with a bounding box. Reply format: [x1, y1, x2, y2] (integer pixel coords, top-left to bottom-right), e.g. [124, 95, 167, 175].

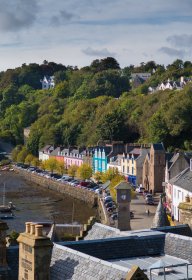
[0, 171, 96, 233]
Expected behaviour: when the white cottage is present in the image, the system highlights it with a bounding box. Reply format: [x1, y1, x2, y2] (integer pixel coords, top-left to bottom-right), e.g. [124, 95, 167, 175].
[169, 160, 192, 221]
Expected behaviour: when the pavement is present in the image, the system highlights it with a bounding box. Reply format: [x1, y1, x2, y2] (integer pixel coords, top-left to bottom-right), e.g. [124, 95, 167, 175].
[129, 193, 159, 230]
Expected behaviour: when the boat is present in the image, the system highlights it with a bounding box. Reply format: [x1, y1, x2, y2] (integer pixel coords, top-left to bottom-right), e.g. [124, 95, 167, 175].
[0, 212, 14, 220]
[0, 183, 16, 213]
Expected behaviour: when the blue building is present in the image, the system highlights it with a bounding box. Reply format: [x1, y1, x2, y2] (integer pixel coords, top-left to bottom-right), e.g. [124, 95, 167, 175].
[93, 147, 111, 173]
[93, 143, 125, 173]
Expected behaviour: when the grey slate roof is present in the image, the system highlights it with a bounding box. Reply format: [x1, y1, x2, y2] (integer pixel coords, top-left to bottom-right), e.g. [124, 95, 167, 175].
[169, 167, 192, 192]
[152, 196, 169, 228]
[84, 223, 162, 240]
[50, 243, 128, 280]
[152, 143, 165, 151]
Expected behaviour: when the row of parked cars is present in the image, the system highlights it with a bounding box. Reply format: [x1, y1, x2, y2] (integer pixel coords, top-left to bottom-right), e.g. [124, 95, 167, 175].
[15, 163, 102, 193]
[103, 195, 134, 221]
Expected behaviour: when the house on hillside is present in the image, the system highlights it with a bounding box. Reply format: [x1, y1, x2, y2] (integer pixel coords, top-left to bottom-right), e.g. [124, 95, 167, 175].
[149, 77, 189, 93]
[130, 73, 151, 88]
[40, 76, 55, 89]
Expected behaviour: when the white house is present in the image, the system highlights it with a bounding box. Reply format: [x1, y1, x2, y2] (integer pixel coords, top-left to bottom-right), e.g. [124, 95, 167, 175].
[107, 155, 122, 173]
[39, 145, 54, 161]
[169, 161, 192, 221]
[40, 76, 55, 89]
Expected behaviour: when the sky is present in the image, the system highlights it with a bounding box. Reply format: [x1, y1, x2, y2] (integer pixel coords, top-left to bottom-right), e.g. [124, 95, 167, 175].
[0, 0, 192, 71]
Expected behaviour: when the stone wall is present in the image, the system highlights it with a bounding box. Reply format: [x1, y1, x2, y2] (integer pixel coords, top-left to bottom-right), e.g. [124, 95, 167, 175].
[16, 169, 97, 207]
[97, 198, 110, 225]
[178, 202, 192, 229]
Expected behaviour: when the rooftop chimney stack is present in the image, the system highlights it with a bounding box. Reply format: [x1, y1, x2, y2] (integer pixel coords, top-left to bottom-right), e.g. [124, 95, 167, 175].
[17, 222, 53, 280]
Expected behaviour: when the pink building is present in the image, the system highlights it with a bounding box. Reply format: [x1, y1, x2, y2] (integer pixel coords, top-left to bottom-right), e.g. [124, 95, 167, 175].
[63, 148, 93, 169]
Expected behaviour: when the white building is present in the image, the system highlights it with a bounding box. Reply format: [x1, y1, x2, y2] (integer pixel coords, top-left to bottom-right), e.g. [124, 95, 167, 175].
[169, 161, 192, 221]
[39, 145, 54, 161]
[40, 76, 55, 89]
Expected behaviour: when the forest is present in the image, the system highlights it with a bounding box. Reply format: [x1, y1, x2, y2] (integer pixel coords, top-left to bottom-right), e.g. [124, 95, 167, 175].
[0, 57, 192, 155]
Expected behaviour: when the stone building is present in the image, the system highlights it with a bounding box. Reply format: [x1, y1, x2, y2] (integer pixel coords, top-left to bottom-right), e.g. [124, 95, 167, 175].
[142, 143, 165, 193]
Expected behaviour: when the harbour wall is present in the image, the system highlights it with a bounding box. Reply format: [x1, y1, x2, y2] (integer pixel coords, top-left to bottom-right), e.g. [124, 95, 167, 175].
[15, 168, 98, 207]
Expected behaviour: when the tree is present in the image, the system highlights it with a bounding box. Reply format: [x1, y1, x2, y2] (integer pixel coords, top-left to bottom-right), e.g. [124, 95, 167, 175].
[45, 158, 58, 174]
[68, 164, 78, 178]
[11, 145, 22, 162]
[93, 171, 102, 183]
[76, 163, 92, 180]
[57, 161, 67, 175]
[90, 57, 120, 72]
[31, 157, 40, 167]
[25, 154, 35, 165]
[17, 147, 29, 163]
[101, 168, 119, 183]
[109, 175, 126, 200]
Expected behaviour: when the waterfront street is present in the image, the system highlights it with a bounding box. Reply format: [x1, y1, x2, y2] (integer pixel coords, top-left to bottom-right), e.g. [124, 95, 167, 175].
[130, 194, 159, 230]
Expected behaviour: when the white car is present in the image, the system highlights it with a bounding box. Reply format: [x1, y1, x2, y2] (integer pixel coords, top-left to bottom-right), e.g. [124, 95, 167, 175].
[136, 187, 145, 193]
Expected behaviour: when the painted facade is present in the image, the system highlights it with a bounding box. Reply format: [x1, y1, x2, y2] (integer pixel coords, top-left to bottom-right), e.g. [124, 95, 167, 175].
[93, 143, 125, 173]
[39, 145, 54, 161]
[120, 148, 149, 186]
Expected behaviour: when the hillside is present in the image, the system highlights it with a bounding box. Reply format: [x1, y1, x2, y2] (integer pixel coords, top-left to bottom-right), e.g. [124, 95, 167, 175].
[0, 58, 192, 155]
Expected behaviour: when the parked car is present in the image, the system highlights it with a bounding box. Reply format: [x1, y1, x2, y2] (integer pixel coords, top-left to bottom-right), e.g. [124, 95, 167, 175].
[136, 187, 145, 193]
[107, 206, 116, 213]
[145, 194, 153, 200]
[111, 211, 134, 220]
[146, 197, 155, 205]
[104, 196, 113, 204]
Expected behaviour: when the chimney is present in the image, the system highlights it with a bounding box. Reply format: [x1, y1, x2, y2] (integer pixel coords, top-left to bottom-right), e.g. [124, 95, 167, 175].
[17, 222, 53, 280]
[0, 220, 9, 279]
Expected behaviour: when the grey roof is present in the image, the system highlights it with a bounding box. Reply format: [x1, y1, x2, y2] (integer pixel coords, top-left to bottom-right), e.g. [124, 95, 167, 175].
[50, 243, 128, 280]
[84, 223, 163, 240]
[39, 145, 53, 153]
[50, 147, 64, 156]
[169, 167, 192, 191]
[115, 181, 131, 190]
[152, 143, 165, 151]
[152, 196, 169, 228]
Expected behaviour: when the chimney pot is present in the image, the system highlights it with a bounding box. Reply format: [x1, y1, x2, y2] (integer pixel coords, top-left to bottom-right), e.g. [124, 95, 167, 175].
[25, 222, 31, 234]
[35, 225, 43, 237]
[30, 223, 35, 235]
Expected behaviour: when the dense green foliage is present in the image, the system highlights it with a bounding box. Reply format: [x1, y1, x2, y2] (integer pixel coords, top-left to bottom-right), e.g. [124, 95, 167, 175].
[0, 58, 192, 154]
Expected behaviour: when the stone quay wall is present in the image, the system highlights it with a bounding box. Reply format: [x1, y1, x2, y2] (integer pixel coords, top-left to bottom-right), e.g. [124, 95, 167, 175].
[15, 168, 98, 207]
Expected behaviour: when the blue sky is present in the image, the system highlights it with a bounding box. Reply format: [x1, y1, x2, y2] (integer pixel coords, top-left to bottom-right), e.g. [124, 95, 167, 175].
[0, 0, 192, 71]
